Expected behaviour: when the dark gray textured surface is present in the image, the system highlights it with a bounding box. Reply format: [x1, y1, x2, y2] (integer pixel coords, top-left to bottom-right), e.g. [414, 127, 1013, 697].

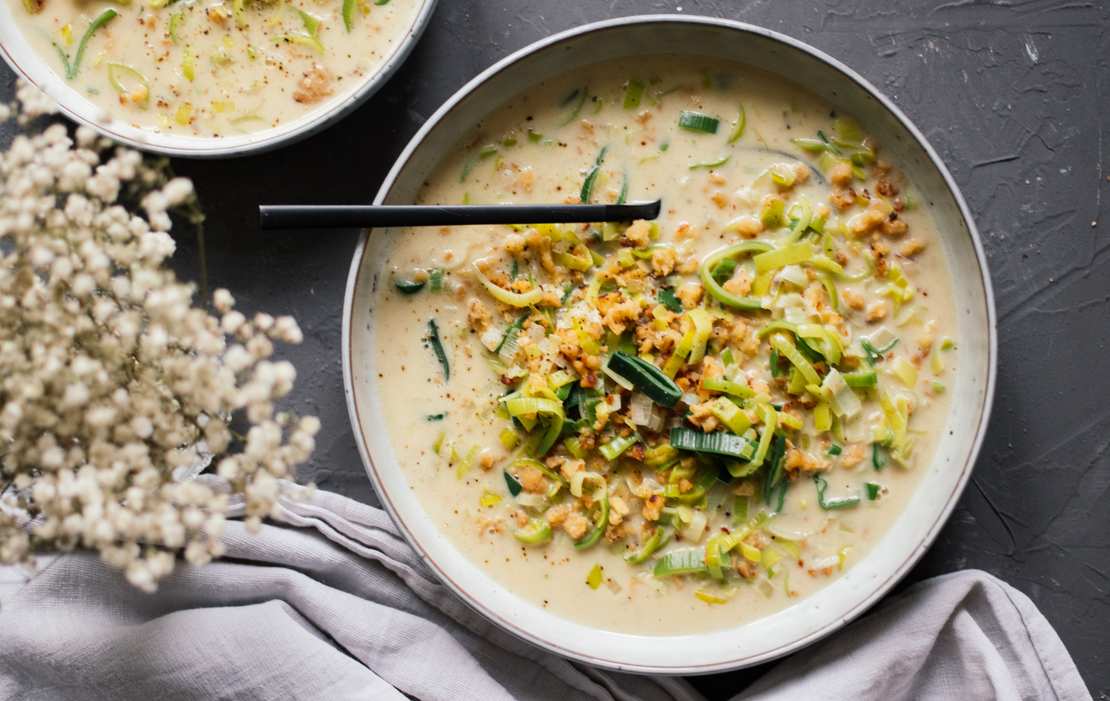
[2, 1, 1106, 696]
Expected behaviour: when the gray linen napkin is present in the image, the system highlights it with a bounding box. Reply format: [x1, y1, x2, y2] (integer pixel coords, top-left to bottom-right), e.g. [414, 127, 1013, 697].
[0, 486, 1091, 701]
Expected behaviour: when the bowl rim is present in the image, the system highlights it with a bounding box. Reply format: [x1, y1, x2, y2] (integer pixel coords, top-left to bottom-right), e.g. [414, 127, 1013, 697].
[0, 0, 438, 158]
[342, 13, 998, 674]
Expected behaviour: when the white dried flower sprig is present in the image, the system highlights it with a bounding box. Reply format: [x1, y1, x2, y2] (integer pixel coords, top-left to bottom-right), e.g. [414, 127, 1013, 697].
[0, 84, 318, 592]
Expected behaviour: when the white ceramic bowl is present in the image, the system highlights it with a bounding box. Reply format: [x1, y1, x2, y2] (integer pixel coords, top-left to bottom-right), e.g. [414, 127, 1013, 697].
[343, 15, 997, 674]
[0, 0, 437, 158]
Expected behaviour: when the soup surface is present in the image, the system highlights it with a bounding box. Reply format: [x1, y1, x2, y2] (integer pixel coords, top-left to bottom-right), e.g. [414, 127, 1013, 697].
[371, 57, 958, 635]
[9, 0, 419, 137]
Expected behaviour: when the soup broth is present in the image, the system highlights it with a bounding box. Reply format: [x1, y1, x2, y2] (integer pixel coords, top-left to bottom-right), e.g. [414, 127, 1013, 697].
[371, 56, 957, 634]
[9, 0, 419, 137]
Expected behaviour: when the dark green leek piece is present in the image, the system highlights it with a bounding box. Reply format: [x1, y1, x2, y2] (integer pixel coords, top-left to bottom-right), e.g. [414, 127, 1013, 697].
[670, 427, 754, 460]
[814, 474, 860, 510]
[678, 110, 719, 134]
[503, 470, 523, 496]
[865, 482, 881, 500]
[608, 352, 681, 407]
[426, 319, 449, 381]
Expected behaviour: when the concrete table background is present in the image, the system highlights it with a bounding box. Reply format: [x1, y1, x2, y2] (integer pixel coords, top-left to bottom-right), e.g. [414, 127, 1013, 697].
[3, 0, 1106, 696]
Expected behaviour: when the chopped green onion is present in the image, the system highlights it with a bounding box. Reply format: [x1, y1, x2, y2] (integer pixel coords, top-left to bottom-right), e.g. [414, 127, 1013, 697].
[653, 548, 708, 577]
[751, 404, 779, 469]
[708, 397, 751, 434]
[814, 474, 860, 510]
[623, 79, 645, 109]
[753, 240, 816, 274]
[559, 87, 587, 126]
[503, 397, 565, 456]
[574, 484, 609, 550]
[473, 262, 542, 307]
[762, 433, 788, 511]
[663, 317, 696, 377]
[425, 319, 449, 381]
[168, 11, 184, 43]
[181, 46, 196, 82]
[710, 256, 737, 285]
[760, 197, 785, 229]
[701, 376, 755, 399]
[459, 143, 498, 182]
[687, 308, 714, 365]
[586, 563, 604, 589]
[726, 452, 762, 478]
[425, 413, 445, 422]
[580, 145, 608, 203]
[394, 276, 425, 294]
[495, 312, 528, 355]
[823, 369, 862, 418]
[690, 154, 731, 170]
[704, 533, 732, 579]
[599, 434, 640, 461]
[678, 111, 720, 134]
[499, 429, 519, 450]
[454, 445, 477, 479]
[768, 334, 821, 387]
[814, 401, 832, 432]
[754, 401, 781, 468]
[791, 136, 828, 153]
[617, 168, 629, 205]
[872, 442, 888, 470]
[732, 495, 750, 523]
[106, 63, 150, 107]
[769, 348, 783, 378]
[625, 526, 671, 564]
[428, 267, 444, 292]
[833, 116, 865, 146]
[342, 0, 356, 31]
[292, 9, 324, 52]
[769, 164, 796, 188]
[865, 482, 881, 500]
[699, 241, 772, 311]
[843, 369, 878, 389]
[827, 443, 843, 456]
[60, 8, 118, 80]
[727, 103, 746, 143]
[861, 337, 899, 364]
[514, 518, 552, 546]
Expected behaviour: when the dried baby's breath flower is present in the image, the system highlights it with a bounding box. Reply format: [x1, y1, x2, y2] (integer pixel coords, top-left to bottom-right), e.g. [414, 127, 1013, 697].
[0, 83, 317, 591]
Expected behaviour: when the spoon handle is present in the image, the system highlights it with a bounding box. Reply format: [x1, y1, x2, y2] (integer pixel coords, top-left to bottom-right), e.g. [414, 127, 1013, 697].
[258, 200, 661, 230]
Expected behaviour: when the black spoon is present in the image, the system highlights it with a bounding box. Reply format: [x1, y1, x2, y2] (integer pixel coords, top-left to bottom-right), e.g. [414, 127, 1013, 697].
[258, 199, 662, 230]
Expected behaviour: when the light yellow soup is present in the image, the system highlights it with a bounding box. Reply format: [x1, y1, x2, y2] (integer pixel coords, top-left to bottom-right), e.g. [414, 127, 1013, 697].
[10, 0, 418, 137]
[372, 57, 957, 635]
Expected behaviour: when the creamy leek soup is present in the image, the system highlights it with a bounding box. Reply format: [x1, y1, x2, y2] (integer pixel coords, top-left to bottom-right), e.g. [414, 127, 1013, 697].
[372, 57, 958, 634]
[10, 0, 418, 137]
